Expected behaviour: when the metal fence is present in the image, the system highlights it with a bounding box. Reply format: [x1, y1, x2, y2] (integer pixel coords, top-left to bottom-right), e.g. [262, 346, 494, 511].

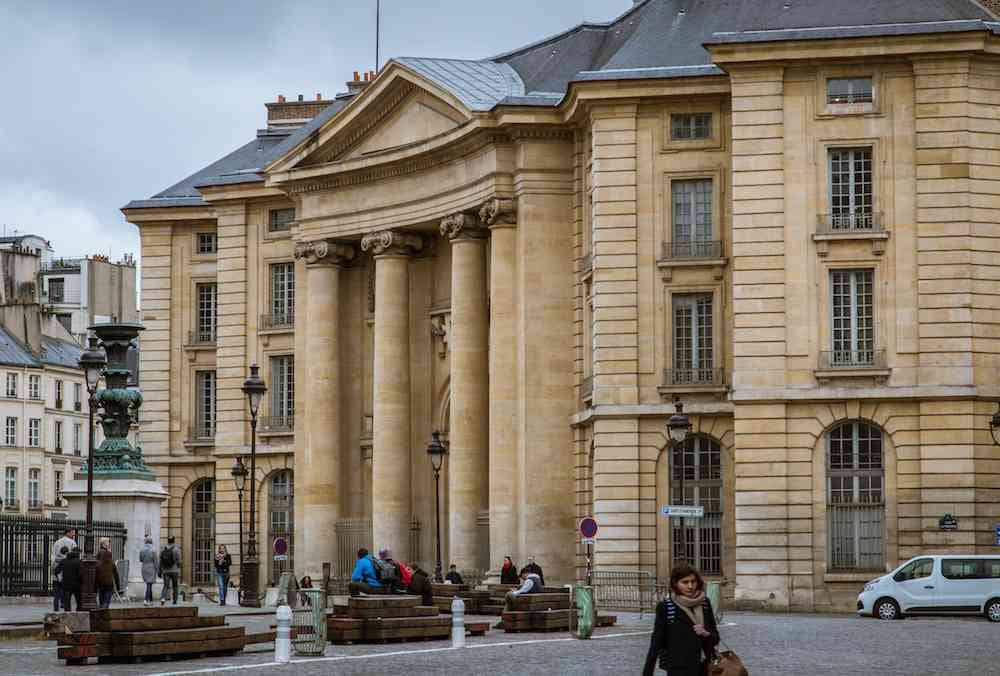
[591, 570, 656, 615]
[334, 518, 372, 577]
[0, 514, 127, 595]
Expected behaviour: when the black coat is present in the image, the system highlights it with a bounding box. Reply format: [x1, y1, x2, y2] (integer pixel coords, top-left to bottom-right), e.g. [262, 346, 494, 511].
[500, 564, 519, 585]
[520, 562, 545, 586]
[61, 553, 82, 592]
[643, 597, 720, 676]
[214, 553, 232, 575]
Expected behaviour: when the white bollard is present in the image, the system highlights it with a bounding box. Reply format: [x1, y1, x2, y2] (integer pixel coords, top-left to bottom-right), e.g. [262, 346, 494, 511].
[451, 597, 466, 648]
[275, 605, 292, 664]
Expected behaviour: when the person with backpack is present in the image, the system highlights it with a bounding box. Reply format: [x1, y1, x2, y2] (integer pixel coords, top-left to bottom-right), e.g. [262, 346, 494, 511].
[159, 536, 181, 606]
[520, 556, 545, 586]
[504, 568, 543, 609]
[348, 547, 383, 596]
[643, 563, 720, 676]
[61, 547, 83, 611]
[52, 545, 69, 611]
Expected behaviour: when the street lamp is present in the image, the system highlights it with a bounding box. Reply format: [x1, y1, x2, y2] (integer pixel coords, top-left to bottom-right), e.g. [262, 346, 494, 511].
[78, 335, 106, 610]
[240, 365, 266, 607]
[667, 398, 692, 565]
[230, 456, 248, 604]
[990, 403, 1000, 447]
[426, 431, 448, 582]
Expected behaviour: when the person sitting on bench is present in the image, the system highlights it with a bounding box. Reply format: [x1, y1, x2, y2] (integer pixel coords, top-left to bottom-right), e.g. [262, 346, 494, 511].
[348, 548, 384, 596]
[505, 569, 543, 609]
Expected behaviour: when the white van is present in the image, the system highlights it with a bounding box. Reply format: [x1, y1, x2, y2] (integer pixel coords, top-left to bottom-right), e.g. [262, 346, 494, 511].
[857, 555, 1000, 621]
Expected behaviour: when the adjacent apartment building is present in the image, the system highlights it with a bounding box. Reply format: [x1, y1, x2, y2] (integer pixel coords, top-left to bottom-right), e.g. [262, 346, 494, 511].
[40, 254, 138, 344]
[124, 0, 1000, 610]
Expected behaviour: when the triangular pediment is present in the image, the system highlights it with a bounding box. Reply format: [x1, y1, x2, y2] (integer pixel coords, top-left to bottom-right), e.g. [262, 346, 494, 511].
[343, 91, 465, 160]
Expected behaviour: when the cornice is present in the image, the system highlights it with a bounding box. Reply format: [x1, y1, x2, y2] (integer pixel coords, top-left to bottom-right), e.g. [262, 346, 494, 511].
[312, 82, 418, 164]
[360, 230, 424, 257]
[293, 239, 357, 266]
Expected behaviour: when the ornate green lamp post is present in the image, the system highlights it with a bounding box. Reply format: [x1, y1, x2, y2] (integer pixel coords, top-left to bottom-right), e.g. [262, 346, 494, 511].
[77, 336, 107, 610]
[241, 365, 266, 608]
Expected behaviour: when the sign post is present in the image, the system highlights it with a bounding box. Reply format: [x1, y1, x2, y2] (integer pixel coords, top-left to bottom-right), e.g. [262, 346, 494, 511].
[579, 517, 598, 585]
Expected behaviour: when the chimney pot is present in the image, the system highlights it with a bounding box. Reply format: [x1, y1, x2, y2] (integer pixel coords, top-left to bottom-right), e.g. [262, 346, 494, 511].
[278, 94, 285, 103]
[298, 94, 304, 101]
[354, 71, 360, 81]
[316, 93, 322, 100]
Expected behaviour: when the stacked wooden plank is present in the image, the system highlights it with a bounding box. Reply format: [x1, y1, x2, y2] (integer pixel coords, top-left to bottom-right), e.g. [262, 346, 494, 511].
[55, 607, 245, 666]
[501, 592, 572, 633]
[327, 595, 451, 644]
[482, 583, 566, 615]
[431, 583, 492, 614]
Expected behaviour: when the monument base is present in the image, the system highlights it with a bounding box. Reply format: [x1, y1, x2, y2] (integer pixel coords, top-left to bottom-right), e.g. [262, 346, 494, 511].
[62, 475, 168, 599]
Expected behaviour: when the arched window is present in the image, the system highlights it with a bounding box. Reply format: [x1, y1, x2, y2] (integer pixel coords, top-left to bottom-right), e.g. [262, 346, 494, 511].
[672, 435, 722, 575]
[827, 421, 884, 571]
[268, 471, 294, 585]
[191, 479, 215, 586]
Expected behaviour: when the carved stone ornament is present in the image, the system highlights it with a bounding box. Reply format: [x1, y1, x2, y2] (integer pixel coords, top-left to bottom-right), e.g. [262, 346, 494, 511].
[440, 212, 486, 241]
[479, 198, 516, 226]
[360, 230, 424, 256]
[294, 239, 356, 266]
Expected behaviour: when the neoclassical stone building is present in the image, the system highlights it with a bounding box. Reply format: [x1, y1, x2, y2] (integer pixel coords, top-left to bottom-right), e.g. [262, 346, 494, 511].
[125, 0, 1000, 609]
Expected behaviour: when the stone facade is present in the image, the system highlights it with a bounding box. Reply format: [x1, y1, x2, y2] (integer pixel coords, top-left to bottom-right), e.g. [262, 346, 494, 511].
[124, 3, 1000, 609]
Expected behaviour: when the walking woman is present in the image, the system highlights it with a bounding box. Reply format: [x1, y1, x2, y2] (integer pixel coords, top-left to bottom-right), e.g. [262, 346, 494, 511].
[95, 538, 120, 609]
[139, 537, 158, 606]
[500, 556, 519, 585]
[643, 563, 720, 676]
[214, 544, 232, 606]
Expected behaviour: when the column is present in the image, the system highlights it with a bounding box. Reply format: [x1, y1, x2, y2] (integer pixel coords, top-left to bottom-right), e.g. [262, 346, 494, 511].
[361, 230, 423, 557]
[441, 211, 490, 571]
[294, 239, 355, 578]
[481, 198, 519, 570]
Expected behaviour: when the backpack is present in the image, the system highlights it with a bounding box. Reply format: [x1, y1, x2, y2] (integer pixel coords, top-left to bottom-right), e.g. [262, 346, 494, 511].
[372, 557, 398, 583]
[398, 562, 413, 587]
[160, 546, 176, 570]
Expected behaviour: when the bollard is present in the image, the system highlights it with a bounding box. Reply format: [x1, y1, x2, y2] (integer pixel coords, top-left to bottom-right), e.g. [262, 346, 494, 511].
[275, 605, 292, 664]
[451, 597, 466, 648]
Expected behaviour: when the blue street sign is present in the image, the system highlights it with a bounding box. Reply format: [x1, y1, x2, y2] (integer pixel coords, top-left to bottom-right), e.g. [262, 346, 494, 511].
[994, 525, 1000, 546]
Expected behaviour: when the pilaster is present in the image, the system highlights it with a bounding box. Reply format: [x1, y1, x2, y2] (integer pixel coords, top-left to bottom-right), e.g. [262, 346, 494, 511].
[138, 223, 173, 458]
[214, 203, 249, 450]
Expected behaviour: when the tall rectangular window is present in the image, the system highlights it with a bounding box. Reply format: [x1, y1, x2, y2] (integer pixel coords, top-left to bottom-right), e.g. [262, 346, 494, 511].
[671, 113, 712, 140]
[54, 470, 63, 504]
[196, 283, 217, 343]
[73, 423, 81, 454]
[49, 278, 65, 303]
[672, 294, 714, 385]
[830, 269, 875, 367]
[829, 147, 873, 230]
[3, 417, 15, 446]
[827, 77, 873, 105]
[196, 371, 216, 439]
[73, 383, 82, 411]
[28, 374, 40, 400]
[28, 468, 39, 509]
[670, 179, 713, 258]
[55, 380, 63, 408]
[270, 355, 294, 429]
[55, 420, 64, 453]
[197, 232, 217, 254]
[270, 263, 295, 327]
[269, 208, 296, 232]
[4, 467, 16, 507]
[28, 419, 40, 447]
[5, 373, 16, 398]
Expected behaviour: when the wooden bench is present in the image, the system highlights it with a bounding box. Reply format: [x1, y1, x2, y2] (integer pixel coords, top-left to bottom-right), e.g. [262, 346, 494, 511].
[501, 609, 571, 633]
[466, 621, 490, 637]
[328, 595, 452, 645]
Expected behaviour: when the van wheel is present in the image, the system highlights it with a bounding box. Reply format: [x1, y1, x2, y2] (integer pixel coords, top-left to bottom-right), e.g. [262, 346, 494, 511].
[985, 598, 1000, 623]
[874, 598, 901, 620]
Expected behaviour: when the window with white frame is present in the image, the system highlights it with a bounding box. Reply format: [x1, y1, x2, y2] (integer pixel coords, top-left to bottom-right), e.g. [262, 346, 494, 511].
[54, 470, 63, 504]
[829, 269, 875, 367]
[4, 417, 16, 446]
[73, 423, 81, 454]
[671, 294, 715, 385]
[828, 147, 874, 230]
[5, 373, 16, 398]
[28, 419, 40, 447]
[269, 208, 296, 233]
[827, 420, 885, 571]
[196, 283, 217, 343]
[196, 371, 216, 439]
[827, 77, 873, 105]
[270, 263, 295, 327]
[28, 468, 40, 509]
[672, 435, 723, 575]
[197, 232, 217, 255]
[55, 420, 63, 453]
[55, 380, 63, 408]
[28, 374, 40, 400]
[670, 179, 715, 258]
[48, 278, 65, 303]
[270, 355, 294, 429]
[671, 113, 712, 140]
[4, 467, 16, 507]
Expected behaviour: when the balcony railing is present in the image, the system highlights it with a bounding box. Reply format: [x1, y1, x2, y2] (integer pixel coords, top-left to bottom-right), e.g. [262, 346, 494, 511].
[187, 330, 217, 346]
[660, 240, 723, 261]
[820, 349, 886, 370]
[260, 312, 295, 331]
[55, 398, 62, 410]
[73, 401, 81, 412]
[259, 415, 294, 434]
[817, 212, 883, 234]
[188, 424, 215, 442]
[662, 367, 725, 388]
[581, 375, 593, 401]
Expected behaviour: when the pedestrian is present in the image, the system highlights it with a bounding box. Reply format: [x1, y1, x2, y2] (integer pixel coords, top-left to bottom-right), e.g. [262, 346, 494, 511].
[373, 548, 403, 592]
[95, 539, 120, 609]
[348, 547, 383, 596]
[61, 547, 82, 611]
[500, 555, 519, 585]
[505, 568, 543, 609]
[51, 527, 77, 568]
[520, 556, 545, 586]
[159, 535, 181, 606]
[445, 563, 464, 585]
[409, 566, 433, 606]
[139, 536, 158, 606]
[214, 544, 232, 606]
[643, 563, 720, 676]
[52, 545, 69, 611]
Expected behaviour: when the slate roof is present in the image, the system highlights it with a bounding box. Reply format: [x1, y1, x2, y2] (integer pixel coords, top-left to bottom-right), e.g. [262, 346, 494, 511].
[41, 336, 83, 370]
[0, 327, 43, 368]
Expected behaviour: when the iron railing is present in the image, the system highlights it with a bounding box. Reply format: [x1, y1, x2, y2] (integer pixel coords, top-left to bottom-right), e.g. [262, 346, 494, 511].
[817, 212, 883, 233]
[581, 375, 593, 401]
[820, 349, 885, 369]
[259, 415, 294, 434]
[187, 330, 216, 346]
[334, 518, 372, 577]
[188, 424, 215, 442]
[828, 503, 885, 572]
[0, 514, 126, 595]
[660, 240, 723, 261]
[592, 570, 655, 612]
[662, 368, 725, 387]
[260, 312, 295, 331]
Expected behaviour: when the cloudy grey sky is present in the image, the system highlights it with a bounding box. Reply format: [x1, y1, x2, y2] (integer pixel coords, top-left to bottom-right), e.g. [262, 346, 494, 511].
[0, 0, 629, 260]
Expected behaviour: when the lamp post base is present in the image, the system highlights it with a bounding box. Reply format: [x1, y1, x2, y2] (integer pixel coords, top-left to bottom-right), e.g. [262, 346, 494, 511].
[80, 558, 98, 611]
[240, 558, 261, 608]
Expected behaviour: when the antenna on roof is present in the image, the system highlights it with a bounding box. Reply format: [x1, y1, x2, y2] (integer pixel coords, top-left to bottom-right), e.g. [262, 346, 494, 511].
[375, 0, 381, 73]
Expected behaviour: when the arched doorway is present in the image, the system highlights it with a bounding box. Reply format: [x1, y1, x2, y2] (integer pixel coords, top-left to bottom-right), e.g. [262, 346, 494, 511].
[267, 470, 294, 585]
[190, 478, 215, 587]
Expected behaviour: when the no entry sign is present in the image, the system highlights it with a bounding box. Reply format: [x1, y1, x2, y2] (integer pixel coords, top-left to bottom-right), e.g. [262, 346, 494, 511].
[579, 517, 598, 540]
[273, 536, 288, 561]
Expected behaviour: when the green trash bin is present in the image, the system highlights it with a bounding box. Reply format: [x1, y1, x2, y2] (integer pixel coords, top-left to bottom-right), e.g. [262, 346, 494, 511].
[574, 585, 595, 639]
[705, 581, 723, 622]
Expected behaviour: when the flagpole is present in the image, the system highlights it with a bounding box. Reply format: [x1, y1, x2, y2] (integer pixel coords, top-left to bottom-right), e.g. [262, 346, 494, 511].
[375, 0, 380, 72]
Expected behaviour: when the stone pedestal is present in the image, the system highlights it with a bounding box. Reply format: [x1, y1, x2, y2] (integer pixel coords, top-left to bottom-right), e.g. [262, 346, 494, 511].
[62, 476, 168, 599]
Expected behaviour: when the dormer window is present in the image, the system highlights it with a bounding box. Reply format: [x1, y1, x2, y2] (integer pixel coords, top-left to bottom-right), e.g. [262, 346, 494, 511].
[827, 78, 873, 105]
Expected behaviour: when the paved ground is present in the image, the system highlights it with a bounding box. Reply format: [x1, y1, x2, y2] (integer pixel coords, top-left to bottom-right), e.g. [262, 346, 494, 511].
[2, 611, 998, 675]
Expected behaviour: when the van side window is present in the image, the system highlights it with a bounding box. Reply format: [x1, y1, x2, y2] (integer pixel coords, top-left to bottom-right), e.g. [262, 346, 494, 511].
[893, 558, 933, 582]
[942, 559, 982, 580]
[987, 561, 1000, 579]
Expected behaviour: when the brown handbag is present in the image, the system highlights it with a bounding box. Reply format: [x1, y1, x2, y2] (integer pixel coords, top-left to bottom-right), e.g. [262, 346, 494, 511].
[705, 648, 748, 676]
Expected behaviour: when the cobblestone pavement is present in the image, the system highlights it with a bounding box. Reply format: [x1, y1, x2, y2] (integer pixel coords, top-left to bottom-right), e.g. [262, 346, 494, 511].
[2, 612, 999, 675]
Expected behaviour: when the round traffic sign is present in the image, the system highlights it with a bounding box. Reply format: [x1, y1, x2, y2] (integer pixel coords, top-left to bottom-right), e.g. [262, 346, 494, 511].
[273, 536, 288, 556]
[579, 517, 598, 539]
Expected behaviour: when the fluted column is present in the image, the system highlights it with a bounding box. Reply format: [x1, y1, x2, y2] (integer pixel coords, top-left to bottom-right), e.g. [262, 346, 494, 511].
[361, 230, 423, 558]
[294, 239, 355, 578]
[441, 212, 490, 571]
[480, 198, 518, 570]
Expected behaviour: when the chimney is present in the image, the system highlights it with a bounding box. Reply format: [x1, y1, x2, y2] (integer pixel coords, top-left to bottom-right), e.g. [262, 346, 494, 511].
[265, 92, 334, 130]
[346, 69, 374, 95]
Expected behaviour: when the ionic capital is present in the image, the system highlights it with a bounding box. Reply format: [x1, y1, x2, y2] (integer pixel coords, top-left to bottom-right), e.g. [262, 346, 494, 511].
[479, 198, 516, 228]
[440, 212, 487, 241]
[360, 230, 424, 257]
[293, 239, 356, 266]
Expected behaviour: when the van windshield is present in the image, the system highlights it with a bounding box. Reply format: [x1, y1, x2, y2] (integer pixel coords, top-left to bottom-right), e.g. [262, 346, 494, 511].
[894, 558, 933, 582]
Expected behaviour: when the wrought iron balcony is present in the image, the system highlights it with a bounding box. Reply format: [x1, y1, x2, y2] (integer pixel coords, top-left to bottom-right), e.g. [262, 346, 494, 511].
[817, 212, 883, 234]
[187, 424, 215, 443]
[259, 415, 294, 434]
[820, 349, 886, 370]
[660, 240, 723, 261]
[260, 312, 295, 331]
[581, 375, 593, 401]
[187, 330, 217, 346]
[662, 367, 725, 388]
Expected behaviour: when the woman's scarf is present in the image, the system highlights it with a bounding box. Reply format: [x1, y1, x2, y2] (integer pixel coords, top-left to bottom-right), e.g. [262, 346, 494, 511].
[673, 590, 705, 626]
[502, 559, 512, 571]
[215, 551, 227, 564]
